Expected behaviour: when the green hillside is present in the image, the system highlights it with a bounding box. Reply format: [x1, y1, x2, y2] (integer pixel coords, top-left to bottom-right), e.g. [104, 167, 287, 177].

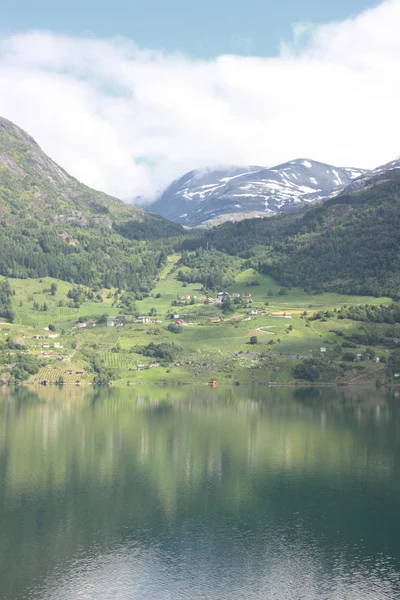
[194, 170, 400, 297]
[0, 117, 183, 290]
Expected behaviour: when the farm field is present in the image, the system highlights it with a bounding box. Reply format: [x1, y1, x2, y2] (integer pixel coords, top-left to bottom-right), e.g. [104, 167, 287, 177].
[0, 260, 394, 386]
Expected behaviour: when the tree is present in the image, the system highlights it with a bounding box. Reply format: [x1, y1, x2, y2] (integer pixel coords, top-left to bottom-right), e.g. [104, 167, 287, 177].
[168, 323, 183, 334]
[221, 299, 235, 315]
[50, 283, 58, 296]
[250, 336, 258, 345]
[48, 324, 56, 332]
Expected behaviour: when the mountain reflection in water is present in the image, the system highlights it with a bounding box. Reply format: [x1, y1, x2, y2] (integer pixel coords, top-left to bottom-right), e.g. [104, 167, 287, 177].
[0, 385, 399, 599]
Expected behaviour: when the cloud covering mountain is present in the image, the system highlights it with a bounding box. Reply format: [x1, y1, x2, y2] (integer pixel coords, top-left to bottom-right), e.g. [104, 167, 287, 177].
[0, 0, 399, 203]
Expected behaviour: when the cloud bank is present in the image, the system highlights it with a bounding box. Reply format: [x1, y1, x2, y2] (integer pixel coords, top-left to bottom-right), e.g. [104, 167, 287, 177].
[0, 0, 400, 203]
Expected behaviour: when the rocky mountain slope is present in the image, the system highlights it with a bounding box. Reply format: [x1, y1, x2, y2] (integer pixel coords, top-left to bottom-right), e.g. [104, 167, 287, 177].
[0, 116, 181, 238]
[150, 160, 367, 227]
[341, 156, 400, 194]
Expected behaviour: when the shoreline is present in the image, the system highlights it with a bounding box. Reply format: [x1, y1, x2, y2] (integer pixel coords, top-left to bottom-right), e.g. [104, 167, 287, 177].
[19, 380, 393, 389]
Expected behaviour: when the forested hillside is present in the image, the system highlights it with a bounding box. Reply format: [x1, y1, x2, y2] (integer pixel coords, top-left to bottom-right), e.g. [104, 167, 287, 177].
[189, 170, 400, 297]
[0, 117, 183, 291]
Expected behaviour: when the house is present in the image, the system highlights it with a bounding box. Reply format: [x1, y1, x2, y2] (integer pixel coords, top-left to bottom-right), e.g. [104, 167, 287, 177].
[172, 314, 180, 320]
[65, 370, 73, 375]
[173, 300, 186, 306]
[76, 370, 85, 375]
[179, 295, 191, 300]
[56, 356, 64, 361]
[78, 323, 87, 329]
[114, 316, 126, 328]
[242, 293, 252, 299]
[48, 334, 59, 339]
[232, 293, 241, 298]
[209, 317, 221, 324]
[259, 311, 268, 316]
[242, 317, 251, 322]
[175, 319, 184, 325]
[320, 348, 327, 353]
[149, 362, 160, 368]
[107, 318, 116, 327]
[43, 343, 50, 348]
[249, 310, 258, 315]
[218, 292, 230, 298]
[54, 342, 63, 349]
[137, 364, 145, 371]
[136, 316, 151, 324]
[271, 313, 292, 319]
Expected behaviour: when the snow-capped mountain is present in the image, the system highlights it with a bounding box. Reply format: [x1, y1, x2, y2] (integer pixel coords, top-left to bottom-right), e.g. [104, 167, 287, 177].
[341, 157, 400, 194]
[150, 159, 368, 227]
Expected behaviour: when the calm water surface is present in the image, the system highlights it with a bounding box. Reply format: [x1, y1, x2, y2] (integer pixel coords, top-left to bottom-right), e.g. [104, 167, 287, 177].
[1, 385, 400, 599]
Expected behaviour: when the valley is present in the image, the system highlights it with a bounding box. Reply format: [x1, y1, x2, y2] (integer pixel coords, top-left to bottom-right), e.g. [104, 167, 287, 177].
[1, 115, 400, 387]
[0, 261, 395, 387]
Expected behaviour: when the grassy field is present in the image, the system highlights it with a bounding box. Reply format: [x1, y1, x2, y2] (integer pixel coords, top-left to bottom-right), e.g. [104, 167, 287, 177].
[0, 263, 394, 386]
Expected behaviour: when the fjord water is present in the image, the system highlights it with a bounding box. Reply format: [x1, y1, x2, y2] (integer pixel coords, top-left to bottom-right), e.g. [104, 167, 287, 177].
[1, 386, 400, 599]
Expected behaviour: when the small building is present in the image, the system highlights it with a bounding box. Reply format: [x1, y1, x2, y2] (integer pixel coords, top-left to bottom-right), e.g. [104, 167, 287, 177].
[232, 293, 241, 298]
[54, 343, 63, 349]
[43, 343, 50, 348]
[175, 319, 184, 325]
[249, 310, 258, 315]
[149, 362, 160, 368]
[320, 348, 327, 353]
[76, 370, 85, 376]
[209, 317, 221, 324]
[242, 293, 252, 299]
[179, 295, 191, 300]
[136, 316, 151, 324]
[172, 314, 180, 320]
[65, 369, 73, 375]
[209, 379, 217, 388]
[78, 323, 87, 329]
[137, 364, 145, 371]
[218, 292, 230, 298]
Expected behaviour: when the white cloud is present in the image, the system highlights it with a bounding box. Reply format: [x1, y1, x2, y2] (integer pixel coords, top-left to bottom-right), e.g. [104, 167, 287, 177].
[0, 0, 400, 204]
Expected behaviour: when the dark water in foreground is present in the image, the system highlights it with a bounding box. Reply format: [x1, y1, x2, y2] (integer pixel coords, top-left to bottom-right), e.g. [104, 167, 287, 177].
[1, 385, 400, 599]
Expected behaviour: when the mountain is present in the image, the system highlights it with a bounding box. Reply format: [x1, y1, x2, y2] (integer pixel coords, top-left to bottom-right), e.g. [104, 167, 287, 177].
[150, 160, 368, 227]
[190, 168, 400, 298]
[0, 117, 182, 290]
[341, 156, 400, 194]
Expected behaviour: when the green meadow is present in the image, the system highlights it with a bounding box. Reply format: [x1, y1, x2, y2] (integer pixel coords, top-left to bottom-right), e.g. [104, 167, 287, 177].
[0, 264, 393, 386]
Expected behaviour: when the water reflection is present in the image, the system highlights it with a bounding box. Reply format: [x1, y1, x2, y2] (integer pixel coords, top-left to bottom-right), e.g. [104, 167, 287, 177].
[0, 386, 400, 599]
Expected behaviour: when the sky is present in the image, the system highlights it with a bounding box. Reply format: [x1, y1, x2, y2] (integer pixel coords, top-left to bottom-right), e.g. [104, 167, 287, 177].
[0, 0, 378, 58]
[1, 0, 399, 204]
